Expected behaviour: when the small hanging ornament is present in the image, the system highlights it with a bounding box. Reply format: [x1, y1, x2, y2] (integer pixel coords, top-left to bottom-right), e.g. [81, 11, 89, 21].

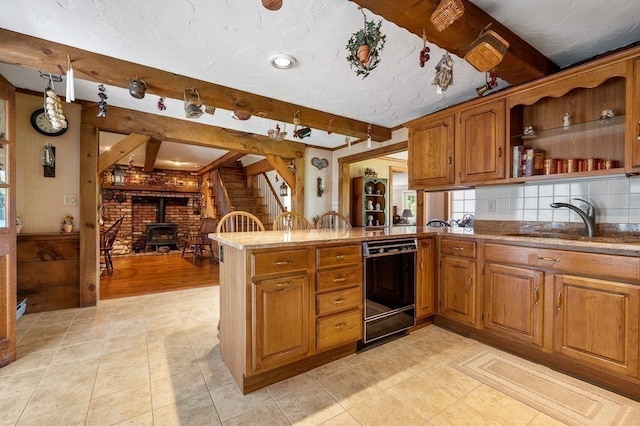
[345, 135, 351, 150]
[327, 119, 334, 135]
[432, 53, 454, 94]
[65, 55, 75, 103]
[293, 110, 301, 133]
[487, 71, 498, 89]
[366, 124, 372, 149]
[97, 84, 108, 118]
[128, 154, 135, 169]
[275, 174, 279, 182]
[157, 97, 166, 111]
[419, 29, 430, 68]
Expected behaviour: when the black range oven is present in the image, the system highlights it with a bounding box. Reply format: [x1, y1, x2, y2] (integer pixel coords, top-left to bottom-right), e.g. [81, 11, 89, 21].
[362, 238, 417, 344]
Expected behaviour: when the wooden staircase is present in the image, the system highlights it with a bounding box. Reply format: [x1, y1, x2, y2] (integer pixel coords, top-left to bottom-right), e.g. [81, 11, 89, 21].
[216, 162, 271, 227]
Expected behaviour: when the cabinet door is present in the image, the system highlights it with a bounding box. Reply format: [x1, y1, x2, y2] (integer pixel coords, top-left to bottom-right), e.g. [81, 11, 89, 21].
[408, 115, 455, 188]
[252, 275, 310, 372]
[458, 99, 506, 183]
[416, 238, 436, 318]
[439, 256, 477, 326]
[628, 58, 640, 171]
[553, 274, 639, 377]
[484, 263, 544, 346]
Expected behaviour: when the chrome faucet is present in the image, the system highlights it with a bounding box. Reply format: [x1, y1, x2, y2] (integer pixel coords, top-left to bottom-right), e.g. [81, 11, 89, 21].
[550, 198, 596, 237]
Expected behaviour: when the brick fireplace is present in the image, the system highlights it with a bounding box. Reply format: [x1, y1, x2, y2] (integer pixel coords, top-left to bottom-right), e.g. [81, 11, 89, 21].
[101, 167, 203, 255]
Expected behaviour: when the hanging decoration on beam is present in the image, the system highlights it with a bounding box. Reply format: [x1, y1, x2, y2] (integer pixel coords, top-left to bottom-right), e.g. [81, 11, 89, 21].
[366, 124, 372, 149]
[432, 53, 454, 94]
[476, 71, 498, 97]
[41, 73, 67, 131]
[419, 29, 430, 68]
[267, 122, 287, 140]
[97, 84, 108, 117]
[157, 97, 166, 111]
[345, 135, 351, 150]
[184, 87, 204, 118]
[430, 0, 464, 32]
[65, 55, 75, 103]
[327, 119, 334, 135]
[345, 7, 387, 79]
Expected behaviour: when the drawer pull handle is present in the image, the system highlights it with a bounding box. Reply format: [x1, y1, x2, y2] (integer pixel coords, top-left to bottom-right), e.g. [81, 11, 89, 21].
[466, 275, 473, 292]
[533, 286, 539, 305]
[452, 247, 464, 251]
[334, 322, 348, 330]
[556, 291, 562, 311]
[536, 255, 560, 263]
[273, 281, 292, 287]
[273, 260, 293, 266]
[333, 298, 347, 305]
[333, 277, 347, 282]
[334, 254, 347, 259]
[498, 146, 502, 160]
[448, 156, 452, 167]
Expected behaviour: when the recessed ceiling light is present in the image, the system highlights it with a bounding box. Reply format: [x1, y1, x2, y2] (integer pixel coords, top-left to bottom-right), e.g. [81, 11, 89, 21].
[269, 53, 296, 70]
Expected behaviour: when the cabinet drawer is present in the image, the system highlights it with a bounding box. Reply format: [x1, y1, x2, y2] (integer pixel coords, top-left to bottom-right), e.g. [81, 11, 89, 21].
[316, 265, 362, 292]
[441, 238, 476, 258]
[317, 309, 362, 352]
[252, 248, 311, 278]
[316, 245, 361, 268]
[485, 243, 640, 282]
[316, 287, 362, 316]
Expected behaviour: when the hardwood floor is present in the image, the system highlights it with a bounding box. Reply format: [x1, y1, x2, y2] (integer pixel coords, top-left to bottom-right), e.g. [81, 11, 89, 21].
[100, 251, 218, 300]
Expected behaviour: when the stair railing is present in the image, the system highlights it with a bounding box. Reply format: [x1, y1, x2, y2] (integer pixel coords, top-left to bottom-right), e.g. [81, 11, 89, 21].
[257, 173, 285, 225]
[212, 169, 234, 218]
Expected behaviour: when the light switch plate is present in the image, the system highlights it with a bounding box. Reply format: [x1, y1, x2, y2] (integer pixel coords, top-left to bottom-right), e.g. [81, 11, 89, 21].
[64, 195, 78, 206]
[488, 199, 496, 212]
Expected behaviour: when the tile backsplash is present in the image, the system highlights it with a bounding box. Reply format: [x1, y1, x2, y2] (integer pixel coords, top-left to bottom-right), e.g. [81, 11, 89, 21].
[456, 175, 640, 224]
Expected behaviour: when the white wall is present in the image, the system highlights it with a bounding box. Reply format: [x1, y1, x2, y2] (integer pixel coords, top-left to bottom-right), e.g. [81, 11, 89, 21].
[305, 146, 332, 222]
[16, 93, 81, 233]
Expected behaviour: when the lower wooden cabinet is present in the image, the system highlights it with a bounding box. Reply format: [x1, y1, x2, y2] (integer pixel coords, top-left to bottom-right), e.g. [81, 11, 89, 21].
[251, 275, 310, 372]
[416, 238, 436, 318]
[317, 309, 362, 352]
[484, 263, 544, 347]
[553, 274, 639, 377]
[439, 256, 477, 326]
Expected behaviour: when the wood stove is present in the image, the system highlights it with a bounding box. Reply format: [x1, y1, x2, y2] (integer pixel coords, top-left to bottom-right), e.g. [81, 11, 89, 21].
[145, 223, 179, 251]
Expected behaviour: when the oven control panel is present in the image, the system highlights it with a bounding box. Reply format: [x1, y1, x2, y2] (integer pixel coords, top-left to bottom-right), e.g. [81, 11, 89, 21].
[363, 238, 418, 257]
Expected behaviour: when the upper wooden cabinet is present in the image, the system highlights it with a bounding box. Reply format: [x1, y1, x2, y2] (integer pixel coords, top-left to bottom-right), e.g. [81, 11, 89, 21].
[408, 115, 455, 188]
[407, 46, 640, 189]
[458, 99, 506, 184]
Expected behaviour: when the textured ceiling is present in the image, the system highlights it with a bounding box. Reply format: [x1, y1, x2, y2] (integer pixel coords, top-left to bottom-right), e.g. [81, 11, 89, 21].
[0, 0, 638, 169]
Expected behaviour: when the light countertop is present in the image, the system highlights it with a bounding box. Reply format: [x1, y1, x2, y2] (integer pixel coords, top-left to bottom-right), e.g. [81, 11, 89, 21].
[210, 226, 640, 255]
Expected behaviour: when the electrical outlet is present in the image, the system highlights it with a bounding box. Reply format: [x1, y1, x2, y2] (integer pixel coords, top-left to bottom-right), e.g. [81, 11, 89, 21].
[487, 199, 496, 212]
[64, 195, 78, 206]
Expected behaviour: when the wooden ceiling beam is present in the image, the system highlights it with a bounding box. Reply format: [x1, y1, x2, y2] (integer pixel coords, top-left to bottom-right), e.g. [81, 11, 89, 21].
[143, 138, 162, 172]
[0, 28, 391, 142]
[265, 154, 296, 194]
[82, 103, 306, 160]
[245, 159, 273, 177]
[197, 152, 246, 176]
[351, 0, 558, 85]
[97, 133, 150, 173]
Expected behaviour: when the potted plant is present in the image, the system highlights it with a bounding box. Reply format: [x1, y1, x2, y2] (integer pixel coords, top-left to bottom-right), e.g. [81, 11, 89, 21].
[61, 215, 74, 233]
[15, 215, 23, 234]
[346, 11, 387, 79]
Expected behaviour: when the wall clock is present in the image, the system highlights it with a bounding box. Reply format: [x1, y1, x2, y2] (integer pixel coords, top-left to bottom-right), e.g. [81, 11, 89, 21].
[30, 108, 68, 136]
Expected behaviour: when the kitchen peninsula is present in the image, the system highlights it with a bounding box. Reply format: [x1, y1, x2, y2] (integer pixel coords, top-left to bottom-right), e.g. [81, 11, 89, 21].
[213, 225, 640, 400]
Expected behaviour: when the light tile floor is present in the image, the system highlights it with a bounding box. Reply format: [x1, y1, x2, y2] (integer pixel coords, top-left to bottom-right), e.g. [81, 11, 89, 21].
[0, 286, 635, 425]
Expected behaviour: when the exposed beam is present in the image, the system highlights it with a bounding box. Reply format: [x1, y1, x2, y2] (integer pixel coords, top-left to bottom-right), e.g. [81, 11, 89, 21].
[197, 152, 245, 176]
[265, 155, 296, 194]
[143, 139, 162, 172]
[0, 28, 391, 142]
[82, 103, 305, 160]
[97, 133, 150, 173]
[245, 159, 273, 177]
[351, 0, 558, 85]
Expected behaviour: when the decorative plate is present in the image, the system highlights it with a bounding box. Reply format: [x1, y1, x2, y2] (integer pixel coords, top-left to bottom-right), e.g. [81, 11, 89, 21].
[311, 157, 328, 170]
[103, 189, 114, 201]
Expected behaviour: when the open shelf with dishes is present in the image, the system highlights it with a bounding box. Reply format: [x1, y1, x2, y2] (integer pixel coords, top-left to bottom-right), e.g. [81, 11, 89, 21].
[508, 76, 626, 181]
[351, 177, 388, 228]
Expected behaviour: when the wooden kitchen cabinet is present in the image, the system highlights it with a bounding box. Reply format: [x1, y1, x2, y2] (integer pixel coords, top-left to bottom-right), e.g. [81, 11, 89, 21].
[627, 58, 640, 171]
[458, 99, 506, 184]
[408, 114, 455, 188]
[483, 263, 544, 347]
[252, 275, 310, 372]
[439, 238, 477, 327]
[553, 274, 639, 377]
[416, 237, 436, 318]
